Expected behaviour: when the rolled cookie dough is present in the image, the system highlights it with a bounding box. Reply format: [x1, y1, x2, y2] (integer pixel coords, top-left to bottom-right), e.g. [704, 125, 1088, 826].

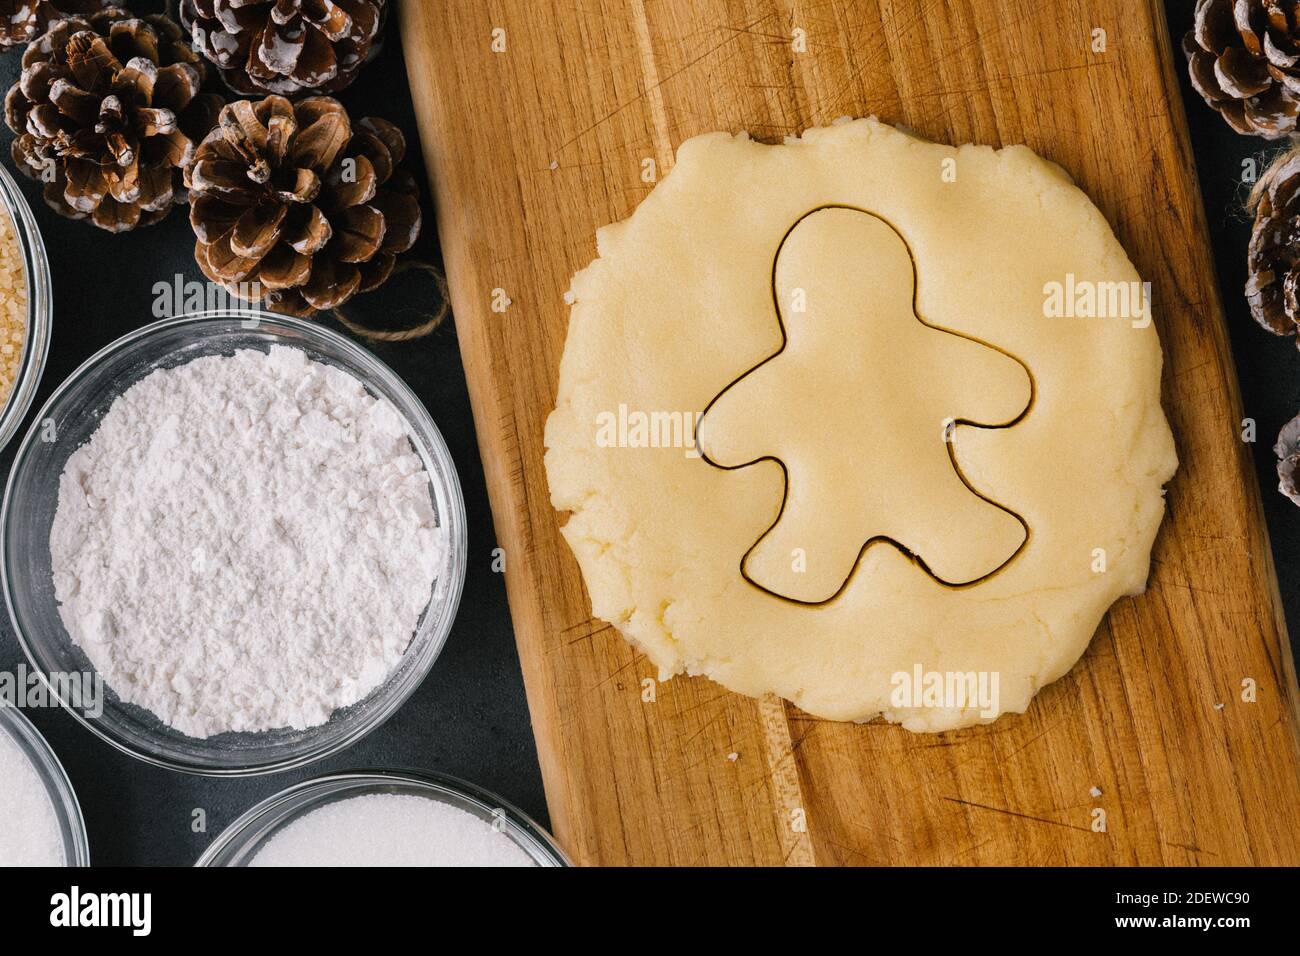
[544, 118, 1177, 731]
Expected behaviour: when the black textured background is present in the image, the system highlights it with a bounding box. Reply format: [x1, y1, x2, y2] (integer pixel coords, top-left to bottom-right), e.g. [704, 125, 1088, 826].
[0, 4, 546, 866]
[1167, 0, 1300, 621]
[0, 3, 1295, 867]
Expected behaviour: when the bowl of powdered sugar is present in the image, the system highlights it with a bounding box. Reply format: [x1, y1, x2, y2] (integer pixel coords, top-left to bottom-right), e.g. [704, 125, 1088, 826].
[1, 311, 466, 774]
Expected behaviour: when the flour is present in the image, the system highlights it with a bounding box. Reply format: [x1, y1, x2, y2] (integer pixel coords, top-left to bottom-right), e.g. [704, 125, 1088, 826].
[250, 793, 536, 867]
[0, 719, 65, 866]
[50, 346, 442, 739]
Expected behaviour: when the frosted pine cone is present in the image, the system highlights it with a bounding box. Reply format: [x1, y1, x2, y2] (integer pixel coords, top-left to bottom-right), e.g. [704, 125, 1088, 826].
[187, 95, 421, 317]
[4, 11, 224, 231]
[0, 0, 115, 50]
[1184, 0, 1300, 138]
[180, 0, 387, 96]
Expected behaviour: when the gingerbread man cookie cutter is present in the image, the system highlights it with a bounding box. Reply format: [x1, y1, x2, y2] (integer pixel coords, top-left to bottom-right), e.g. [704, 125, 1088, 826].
[695, 205, 1035, 605]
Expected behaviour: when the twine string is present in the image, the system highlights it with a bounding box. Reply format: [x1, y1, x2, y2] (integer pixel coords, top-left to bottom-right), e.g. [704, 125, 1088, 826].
[1248, 143, 1300, 214]
[327, 260, 451, 342]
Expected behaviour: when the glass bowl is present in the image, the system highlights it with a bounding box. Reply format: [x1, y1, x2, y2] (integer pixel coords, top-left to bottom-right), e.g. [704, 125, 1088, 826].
[195, 770, 569, 867]
[0, 164, 53, 453]
[1, 310, 467, 775]
[0, 705, 89, 865]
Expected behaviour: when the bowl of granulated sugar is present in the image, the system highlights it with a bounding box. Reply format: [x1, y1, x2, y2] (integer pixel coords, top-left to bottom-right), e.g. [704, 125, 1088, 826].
[195, 771, 568, 867]
[0, 164, 52, 454]
[0, 706, 88, 866]
[2, 310, 467, 775]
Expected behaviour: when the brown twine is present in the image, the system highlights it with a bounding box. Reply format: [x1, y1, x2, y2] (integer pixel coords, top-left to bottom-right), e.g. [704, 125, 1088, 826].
[326, 260, 451, 342]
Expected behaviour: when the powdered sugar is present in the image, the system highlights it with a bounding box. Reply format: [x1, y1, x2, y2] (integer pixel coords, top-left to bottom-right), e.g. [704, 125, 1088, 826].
[0, 719, 64, 866]
[250, 793, 536, 867]
[49, 346, 442, 739]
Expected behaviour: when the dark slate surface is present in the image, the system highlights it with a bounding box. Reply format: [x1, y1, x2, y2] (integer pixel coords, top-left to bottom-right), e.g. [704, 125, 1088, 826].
[1166, 0, 1300, 659]
[0, 2, 1294, 867]
[0, 4, 546, 866]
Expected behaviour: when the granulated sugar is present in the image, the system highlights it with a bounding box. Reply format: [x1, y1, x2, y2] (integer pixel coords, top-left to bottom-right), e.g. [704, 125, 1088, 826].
[50, 346, 442, 738]
[251, 793, 536, 867]
[0, 207, 28, 408]
[0, 720, 64, 866]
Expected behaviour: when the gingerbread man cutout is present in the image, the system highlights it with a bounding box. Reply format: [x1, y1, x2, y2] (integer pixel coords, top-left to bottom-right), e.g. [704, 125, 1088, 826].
[696, 206, 1032, 604]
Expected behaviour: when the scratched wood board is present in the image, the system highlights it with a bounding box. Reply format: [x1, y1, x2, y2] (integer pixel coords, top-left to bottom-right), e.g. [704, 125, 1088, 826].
[399, 0, 1300, 865]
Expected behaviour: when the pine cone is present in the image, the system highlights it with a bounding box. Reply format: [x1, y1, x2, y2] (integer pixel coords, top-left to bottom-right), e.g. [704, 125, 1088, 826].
[1247, 148, 1300, 338]
[187, 95, 421, 317]
[1184, 0, 1300, 138]
[1276, 410, 1300, 503]
[180, 0, 387, 96]
[4, 11, 224, 232]
[0, 0, 115, 51]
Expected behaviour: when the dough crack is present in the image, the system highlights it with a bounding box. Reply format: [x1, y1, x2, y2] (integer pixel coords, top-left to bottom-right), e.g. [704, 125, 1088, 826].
[696, 205, 1034, 605]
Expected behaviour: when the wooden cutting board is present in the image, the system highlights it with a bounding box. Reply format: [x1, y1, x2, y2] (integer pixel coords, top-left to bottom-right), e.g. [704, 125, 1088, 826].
[399, 0, 1300, 865]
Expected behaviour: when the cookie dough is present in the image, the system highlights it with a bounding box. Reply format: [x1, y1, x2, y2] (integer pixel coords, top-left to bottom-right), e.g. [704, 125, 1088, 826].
[544, 118, 1177, 730]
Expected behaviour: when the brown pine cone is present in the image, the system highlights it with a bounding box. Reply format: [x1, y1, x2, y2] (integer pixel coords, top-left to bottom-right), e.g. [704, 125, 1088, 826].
[187, 95, 421, 317]
[180, 0, 387, 97]
[4, 11, 224, 232]
[1247, 148, 1300, 338]
[1276, 411, 1300, 503]
[1183, 0, 1300, 138]
[0, 0, 115, 50]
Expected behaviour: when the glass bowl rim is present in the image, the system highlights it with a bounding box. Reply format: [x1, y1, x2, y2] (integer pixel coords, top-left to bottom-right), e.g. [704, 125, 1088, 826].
[194, 768, 571, 867]
[0, 163, 53, 455]
[0, 704, 89, 866]
[1, 309, 468, 776]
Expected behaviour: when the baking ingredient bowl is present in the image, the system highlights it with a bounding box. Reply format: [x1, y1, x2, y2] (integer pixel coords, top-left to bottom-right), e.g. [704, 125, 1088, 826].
[1, 310, 467, 775]
[195, 770, 569, 866]
[0, 164, 53, 453]
[0, 705, 89, 865]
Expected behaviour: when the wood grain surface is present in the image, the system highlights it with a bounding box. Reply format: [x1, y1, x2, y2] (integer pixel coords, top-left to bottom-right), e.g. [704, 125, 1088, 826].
[399, 0, 1300, 865]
